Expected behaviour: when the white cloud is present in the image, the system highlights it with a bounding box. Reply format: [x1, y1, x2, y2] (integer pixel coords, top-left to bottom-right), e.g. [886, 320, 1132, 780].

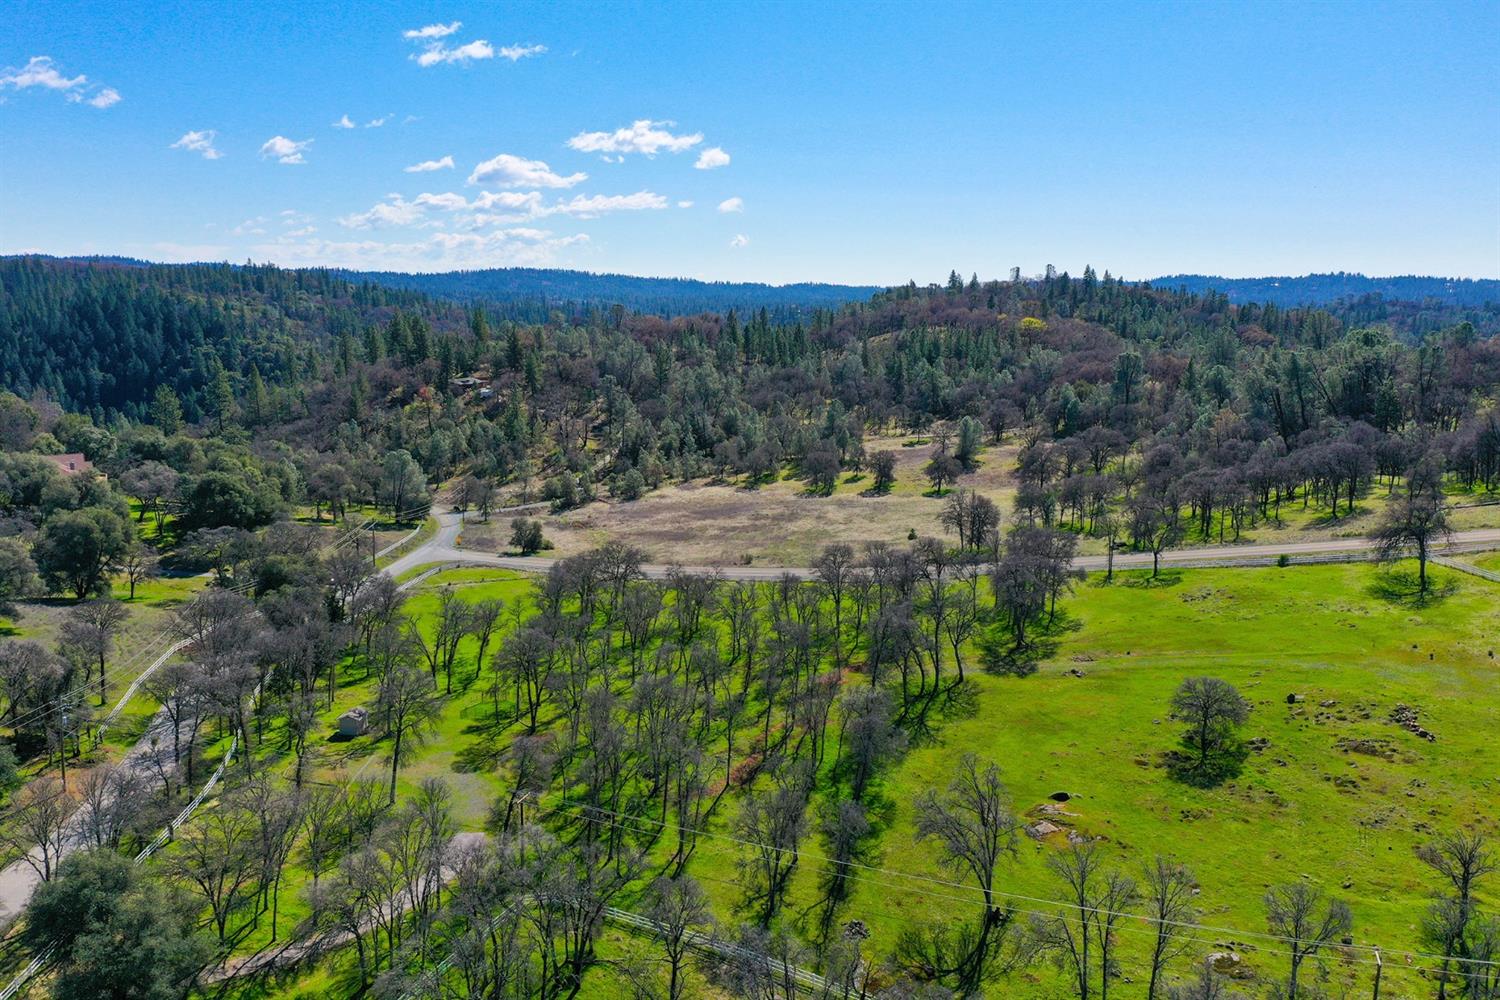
[405, 155, 455, 173]
[253, 228, 589, 271]
[547, 191, 668, 218]
[283, 226, 317, 238]
[339, 188, 667, 230]
[1, 56, 119, 108]
[695, 146, 730, 170]
[339, 196, 430, 229]
[404, 21, 461, 39]
[259, 135, 312, 165]
[567, 119, 702, 157]
[677, 200, 694, 208]
[365, 115, 390, 128]
[469, 191, 539, 209]
[717, 196, 744, 213]
[0, 56, 84, 93]
[232, 216, 268, 236]
[414, 39, 494, 67]
[148, 241, 230, 261]
[497, 43, 546, 61]
[729, 234, 749, 248]
[280, 210, 313, 225]
[332, 114, 355, 129]
[468, 153, 586, 188]
[171, 129, 223, 160]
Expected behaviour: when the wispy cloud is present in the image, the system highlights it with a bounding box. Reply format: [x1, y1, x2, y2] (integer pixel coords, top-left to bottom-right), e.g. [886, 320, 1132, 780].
[717, 196, 744, 213]
[332, 114, 355, 129]
[414, 39, 494, 67]
[260, 135, 312, 165]
[1, 55, 84, 93]
[405, 155, 455, 173]
[1, 55, 120, 108]
[498, 43, 546, 61]
[729, 234, 749, 248]
[403, 21, 462, 40]
[339, 189, 668, 229]
[148, 241, 230, 261]
[695, 147, 730, 170]
[171, 129, 223, 160]
[365, 115, 390, 128]
[468, 153, 586, 188]
[254, 229, 589, 271]
[548, 191, 669, 218]
[567, 120, 702, 157]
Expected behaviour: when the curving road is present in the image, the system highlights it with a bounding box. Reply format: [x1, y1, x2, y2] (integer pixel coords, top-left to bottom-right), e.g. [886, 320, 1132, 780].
[387, 511, 1500, 582]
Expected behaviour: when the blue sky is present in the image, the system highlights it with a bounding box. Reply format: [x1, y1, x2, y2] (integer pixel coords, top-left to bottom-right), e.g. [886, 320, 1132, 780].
[2, 0, 1496, 283]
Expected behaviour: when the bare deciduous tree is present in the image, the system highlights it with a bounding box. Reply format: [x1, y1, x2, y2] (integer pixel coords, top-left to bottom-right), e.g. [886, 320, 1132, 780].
[1143, 856, 1198, 1000]
[4, 777, 76, 881]
[912, 753, 1018, 994]
[1263, 882, 1352, 999]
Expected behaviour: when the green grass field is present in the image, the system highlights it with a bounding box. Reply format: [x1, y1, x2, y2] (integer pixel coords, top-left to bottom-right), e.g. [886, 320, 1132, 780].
[177, 559, 1500, 999]
[818, 562, 1500, 997]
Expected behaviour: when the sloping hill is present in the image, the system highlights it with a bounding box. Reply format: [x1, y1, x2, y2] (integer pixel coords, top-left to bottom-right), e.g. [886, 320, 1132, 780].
[1151, 272, 1500, 307]
[333, 266, 883, 317]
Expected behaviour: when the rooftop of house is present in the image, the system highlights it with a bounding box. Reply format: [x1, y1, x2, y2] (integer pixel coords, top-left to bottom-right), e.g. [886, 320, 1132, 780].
[41, 452, 93, 474]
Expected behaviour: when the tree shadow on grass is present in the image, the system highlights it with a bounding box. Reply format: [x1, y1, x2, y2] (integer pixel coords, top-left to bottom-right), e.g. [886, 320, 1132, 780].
[1120, 569, 1185, 589]
[1366, 568, 1457, 608]
[453, 731, 507, 774]
[977, 612, 1082, 677]
[1164, 743, 1249, 788]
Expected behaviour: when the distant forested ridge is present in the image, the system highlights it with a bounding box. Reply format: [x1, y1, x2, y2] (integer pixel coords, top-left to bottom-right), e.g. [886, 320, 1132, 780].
[332, 266, 883, 318]
[1152, 272, 1500, 308]
[0, 256, 469, 421]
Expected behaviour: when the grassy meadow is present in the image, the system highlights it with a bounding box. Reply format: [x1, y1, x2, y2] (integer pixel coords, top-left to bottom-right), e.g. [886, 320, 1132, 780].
[187, 558, 1498, 999]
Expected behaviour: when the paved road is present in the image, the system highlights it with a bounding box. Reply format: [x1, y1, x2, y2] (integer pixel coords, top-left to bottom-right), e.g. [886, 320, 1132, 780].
[0, 689, 183, 925]
[387, 512, 1500, 583]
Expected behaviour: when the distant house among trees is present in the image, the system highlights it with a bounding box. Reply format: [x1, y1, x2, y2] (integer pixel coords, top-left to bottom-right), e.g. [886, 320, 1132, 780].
[448, 374, 491, 395]
[337, 706, 369, 737]
[41, 453, 94, 476]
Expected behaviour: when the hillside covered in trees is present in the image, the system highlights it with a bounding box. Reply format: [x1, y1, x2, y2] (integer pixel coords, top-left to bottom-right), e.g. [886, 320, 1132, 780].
[2, 255, 1499, 1000]
[333, 265, 884, 318]
[1153, 271, 1500, 309]
[4, 255, 1500, 534]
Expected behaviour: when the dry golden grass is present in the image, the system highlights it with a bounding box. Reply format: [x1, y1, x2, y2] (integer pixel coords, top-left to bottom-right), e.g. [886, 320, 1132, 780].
[464, 436, 1018, 565]
[458, 437, 1500, 567]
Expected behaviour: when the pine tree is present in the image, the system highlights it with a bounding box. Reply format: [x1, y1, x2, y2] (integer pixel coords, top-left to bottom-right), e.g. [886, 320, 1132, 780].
[470, 307, 490, 345]
[209, 366, 234, 433]
[245, 365, 268, 426]
[150, 385, 182, 435]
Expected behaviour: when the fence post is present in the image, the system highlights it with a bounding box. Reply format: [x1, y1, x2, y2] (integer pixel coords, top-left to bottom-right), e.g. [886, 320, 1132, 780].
[1372, 948, 1381, 1000]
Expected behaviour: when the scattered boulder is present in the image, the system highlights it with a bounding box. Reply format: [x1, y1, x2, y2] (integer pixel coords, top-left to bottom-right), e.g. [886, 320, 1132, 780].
[1025, 820, 1061, 840]
[1337, 737, 1399, 761]
[1246, 737, 1271, 753]
[1286, 693, 1305, 704]
[1390, 703, 1437, 742]
[1049, 791, 1073, 802]
[1207, 952, 1254, 979]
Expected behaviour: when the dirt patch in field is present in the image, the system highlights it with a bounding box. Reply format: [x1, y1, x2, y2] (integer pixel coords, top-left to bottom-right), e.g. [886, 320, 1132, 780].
[467, 438, 1020, 566]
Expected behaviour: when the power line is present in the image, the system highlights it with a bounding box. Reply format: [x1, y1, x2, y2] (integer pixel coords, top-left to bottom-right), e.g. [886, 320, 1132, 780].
[552, 801, 1500, 970]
